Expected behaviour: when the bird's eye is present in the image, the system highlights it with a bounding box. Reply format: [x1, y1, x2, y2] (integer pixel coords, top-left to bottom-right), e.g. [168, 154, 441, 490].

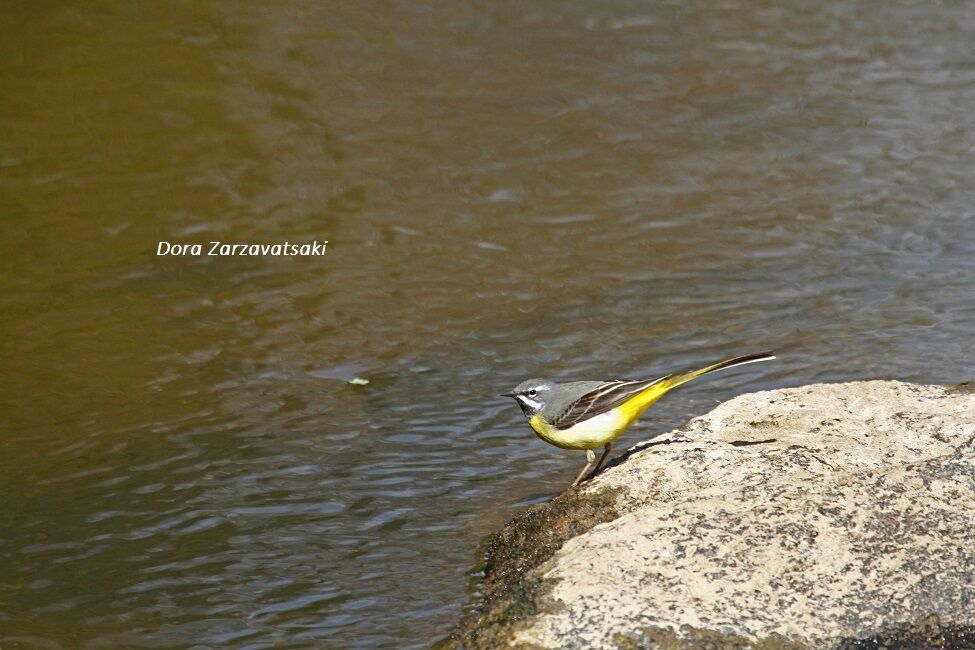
[528, 389, 536, 396]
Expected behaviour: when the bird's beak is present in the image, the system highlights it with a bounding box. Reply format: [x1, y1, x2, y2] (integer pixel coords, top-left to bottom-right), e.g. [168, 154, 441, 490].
[500, 392, 515, 398]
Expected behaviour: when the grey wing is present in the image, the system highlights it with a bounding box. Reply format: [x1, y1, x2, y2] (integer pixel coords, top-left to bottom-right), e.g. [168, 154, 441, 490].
[550, 377, 666, 430]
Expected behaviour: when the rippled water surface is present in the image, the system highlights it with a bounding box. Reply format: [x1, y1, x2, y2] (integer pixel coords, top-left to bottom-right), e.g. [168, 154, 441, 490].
[2, 1, 974, 647]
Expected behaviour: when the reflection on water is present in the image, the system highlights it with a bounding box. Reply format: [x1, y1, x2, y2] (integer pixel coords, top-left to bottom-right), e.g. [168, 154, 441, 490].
[2, 1, 974, 647]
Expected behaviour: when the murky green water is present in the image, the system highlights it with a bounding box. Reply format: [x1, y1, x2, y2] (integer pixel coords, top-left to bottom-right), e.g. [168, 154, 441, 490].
[2, 1, 973, 647]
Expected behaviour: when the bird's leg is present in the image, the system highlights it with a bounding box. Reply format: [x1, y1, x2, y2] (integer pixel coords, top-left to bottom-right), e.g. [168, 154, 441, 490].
[571, 449, 596, 488]
[592, 442, 612, 477]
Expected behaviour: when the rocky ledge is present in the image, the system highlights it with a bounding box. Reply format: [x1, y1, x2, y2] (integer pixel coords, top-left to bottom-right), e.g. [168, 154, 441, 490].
[441, 381, 975, 649]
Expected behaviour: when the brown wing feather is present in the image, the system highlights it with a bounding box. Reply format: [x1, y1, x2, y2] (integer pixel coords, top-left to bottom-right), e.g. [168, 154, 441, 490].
[551, 377, 667, 430]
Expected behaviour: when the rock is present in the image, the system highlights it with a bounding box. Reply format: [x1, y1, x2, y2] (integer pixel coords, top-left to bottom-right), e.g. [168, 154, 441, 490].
[444, 381, 975, 649]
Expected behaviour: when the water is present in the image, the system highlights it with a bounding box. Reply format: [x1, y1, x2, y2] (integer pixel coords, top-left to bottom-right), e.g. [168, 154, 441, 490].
[1, 1, 974, 647]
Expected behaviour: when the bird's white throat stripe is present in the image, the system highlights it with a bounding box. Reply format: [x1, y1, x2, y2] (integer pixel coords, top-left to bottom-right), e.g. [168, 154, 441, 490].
[516, 395, 542, 410]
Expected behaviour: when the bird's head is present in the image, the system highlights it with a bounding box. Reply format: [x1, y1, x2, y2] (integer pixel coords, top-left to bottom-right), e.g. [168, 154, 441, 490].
[501, 379, 555, 418]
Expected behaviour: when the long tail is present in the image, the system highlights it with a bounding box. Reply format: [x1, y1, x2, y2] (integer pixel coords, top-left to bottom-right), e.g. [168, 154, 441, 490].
[664, 351, 776, 392]
[618, 351, 776, 422]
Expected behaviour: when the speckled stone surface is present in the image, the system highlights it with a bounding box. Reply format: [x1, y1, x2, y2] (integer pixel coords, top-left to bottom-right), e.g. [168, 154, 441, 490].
[507, 381, 975, 649]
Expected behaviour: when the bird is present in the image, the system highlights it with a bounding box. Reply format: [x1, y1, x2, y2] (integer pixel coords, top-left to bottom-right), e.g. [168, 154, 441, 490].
[502, 351, 775, 488]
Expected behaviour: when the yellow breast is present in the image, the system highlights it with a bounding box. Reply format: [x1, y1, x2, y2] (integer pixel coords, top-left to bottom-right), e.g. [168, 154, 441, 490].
[529, 409, 631, 450]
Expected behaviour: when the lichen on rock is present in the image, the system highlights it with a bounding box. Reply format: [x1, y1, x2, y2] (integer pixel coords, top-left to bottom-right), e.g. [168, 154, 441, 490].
[436, 485, 624, 649]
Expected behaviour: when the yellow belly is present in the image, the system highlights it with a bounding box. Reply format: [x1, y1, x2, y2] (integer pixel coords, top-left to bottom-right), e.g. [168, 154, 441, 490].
[529, 409, 631, 450]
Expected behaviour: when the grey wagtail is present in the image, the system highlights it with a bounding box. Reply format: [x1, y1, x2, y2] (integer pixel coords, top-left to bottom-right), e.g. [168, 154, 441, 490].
[502, 351, 775, 487]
